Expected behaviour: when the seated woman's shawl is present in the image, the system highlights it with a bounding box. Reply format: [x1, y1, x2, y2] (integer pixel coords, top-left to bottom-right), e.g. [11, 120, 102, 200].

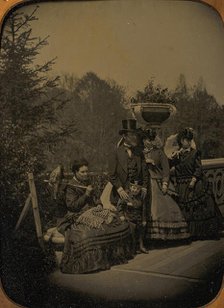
[76, 205, 116, 229]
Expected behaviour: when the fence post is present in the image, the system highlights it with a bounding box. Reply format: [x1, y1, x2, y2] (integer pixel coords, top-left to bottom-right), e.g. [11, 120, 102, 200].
[14, 194, 31, 231]
[28, 172, 45, 250]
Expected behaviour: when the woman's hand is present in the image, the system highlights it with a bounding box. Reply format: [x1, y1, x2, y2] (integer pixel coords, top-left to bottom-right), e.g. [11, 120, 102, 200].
[107, 204, 117, 212]
[162, 182, 168, 194]
[142, 220, 147, 227]
[145, 158, 155, 165]
[170, 166, 176, 176]
[127, 202, 133, 206]
[189, 177, 197, 189]
[171, 150, 181, 159]
[85, 185, 94, 196]
[141, 187, 147, 199]
[120, 216, 125, 222]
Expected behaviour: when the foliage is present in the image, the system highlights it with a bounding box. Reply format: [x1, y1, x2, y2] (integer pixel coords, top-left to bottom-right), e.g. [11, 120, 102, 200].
[49, 72, 128, 171]
[131, 77, 173, 104]
[0, 8, 76, 219]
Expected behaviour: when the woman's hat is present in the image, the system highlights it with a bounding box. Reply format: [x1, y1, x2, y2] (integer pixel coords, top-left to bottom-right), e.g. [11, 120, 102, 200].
[119, 119, 140, 135]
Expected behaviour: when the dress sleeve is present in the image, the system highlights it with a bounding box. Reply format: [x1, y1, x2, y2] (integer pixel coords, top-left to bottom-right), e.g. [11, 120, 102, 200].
[66, 186, 90, 212]
[159, 150, 170, 183]
[108, 151, 123, 190]
[193, 150, 203, 179]
[168, 152, 180, 168]
[142, 158, 149, 189]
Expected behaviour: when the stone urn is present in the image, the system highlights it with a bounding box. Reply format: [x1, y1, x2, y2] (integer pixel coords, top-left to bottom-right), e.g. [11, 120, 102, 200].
[130, 102, 176, 128]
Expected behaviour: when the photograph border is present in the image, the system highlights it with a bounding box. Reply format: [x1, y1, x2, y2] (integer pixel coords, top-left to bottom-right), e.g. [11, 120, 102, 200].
[0, 0, 224, 307]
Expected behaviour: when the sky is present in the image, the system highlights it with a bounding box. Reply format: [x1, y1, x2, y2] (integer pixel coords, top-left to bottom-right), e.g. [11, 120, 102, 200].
[12, 0, 224, 104]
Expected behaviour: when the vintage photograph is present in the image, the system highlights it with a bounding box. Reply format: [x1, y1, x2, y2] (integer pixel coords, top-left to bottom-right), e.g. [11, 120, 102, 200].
[1, 0, 224, 307]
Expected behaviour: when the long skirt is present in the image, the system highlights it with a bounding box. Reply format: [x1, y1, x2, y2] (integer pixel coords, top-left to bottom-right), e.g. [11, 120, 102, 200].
[146, 179, 190, 241]
[176, 177, 219, 239]
[60, 220, 134, 274]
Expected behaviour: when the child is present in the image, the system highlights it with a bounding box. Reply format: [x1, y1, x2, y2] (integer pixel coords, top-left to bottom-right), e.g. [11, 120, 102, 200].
[118, 181, 148, 254]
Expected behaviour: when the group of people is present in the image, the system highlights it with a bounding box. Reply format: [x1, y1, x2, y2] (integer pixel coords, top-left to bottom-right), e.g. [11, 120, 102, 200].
[55, 119, 223, 274]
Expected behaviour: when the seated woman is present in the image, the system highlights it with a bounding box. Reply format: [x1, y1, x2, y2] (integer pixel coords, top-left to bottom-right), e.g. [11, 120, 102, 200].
[59, 159, 134, 274]
[57, 159, 96, 234]
[170, 128, 220, 240]
[141, 128, 190, 242]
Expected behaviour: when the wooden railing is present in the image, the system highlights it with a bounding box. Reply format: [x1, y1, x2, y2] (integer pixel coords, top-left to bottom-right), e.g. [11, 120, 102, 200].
[202, 158, 224, 207]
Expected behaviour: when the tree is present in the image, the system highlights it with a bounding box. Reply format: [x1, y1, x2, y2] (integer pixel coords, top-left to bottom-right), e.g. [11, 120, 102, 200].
[165, 74, 193, 135]
[0, 7, 76, 220]
[168, 75, 224, 157]
[190, 79, 224, 156]
[52, 72, 127, 171]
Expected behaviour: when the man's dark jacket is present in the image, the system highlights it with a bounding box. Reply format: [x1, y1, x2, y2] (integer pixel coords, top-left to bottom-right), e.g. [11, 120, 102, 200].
[109, 144, 149, 205]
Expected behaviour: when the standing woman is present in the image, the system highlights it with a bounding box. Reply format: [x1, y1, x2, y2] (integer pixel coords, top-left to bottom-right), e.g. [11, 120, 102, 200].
[170, 128, 220, 240]
[141, 128, 190, 242]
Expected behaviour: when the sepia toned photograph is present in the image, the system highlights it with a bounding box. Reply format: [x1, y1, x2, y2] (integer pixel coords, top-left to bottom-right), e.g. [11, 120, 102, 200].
[0, 0, 224, 307]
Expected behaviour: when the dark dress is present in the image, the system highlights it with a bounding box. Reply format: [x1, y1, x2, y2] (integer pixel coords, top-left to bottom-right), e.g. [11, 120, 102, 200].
[57, 177, 94, 234]
[144, 147, 190, 241]
[171, 148, 219, 239]
[59, 177, 133, 274]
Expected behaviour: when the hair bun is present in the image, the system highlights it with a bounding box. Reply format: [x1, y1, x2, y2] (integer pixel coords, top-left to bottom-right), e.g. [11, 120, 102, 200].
[177, 127, 194, 146]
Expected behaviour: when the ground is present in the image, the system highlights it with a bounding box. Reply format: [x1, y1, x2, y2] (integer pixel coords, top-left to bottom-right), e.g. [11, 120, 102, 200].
[45, 205, 224, 307]
[49, 237, 224, 307]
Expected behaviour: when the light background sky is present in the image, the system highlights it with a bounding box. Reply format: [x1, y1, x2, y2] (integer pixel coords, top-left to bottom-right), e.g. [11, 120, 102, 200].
[15, 0, 224, 104]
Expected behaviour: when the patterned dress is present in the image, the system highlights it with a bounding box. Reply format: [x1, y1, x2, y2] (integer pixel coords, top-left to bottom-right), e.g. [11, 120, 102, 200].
[171, 148, 219, 239]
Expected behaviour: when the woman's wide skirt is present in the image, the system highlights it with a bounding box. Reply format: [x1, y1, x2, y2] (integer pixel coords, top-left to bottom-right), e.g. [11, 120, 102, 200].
[60, 221, 134, 274]
[146, 179, 190, 241]
[176, 176, 219, 239]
